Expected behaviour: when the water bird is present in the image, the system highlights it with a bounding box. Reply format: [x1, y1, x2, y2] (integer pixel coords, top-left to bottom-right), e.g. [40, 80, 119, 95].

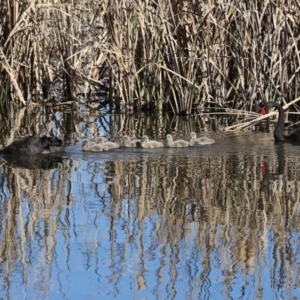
[0, 136, 63, 155]
[166, 134, 189, 148]
[141, 135, 164, 149]
[123, 135, 142, 147]
[97, 137, 120, 150]
[82, 140, 104, 152]
[41, 137, 64, 154]
[42, 146, 65, 154]
[262, 101, 300, 142]
[189, 132, 215, 146]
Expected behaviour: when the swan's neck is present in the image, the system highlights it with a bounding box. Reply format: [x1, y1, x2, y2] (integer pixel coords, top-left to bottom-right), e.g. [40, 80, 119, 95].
[273, 103, 286, 141]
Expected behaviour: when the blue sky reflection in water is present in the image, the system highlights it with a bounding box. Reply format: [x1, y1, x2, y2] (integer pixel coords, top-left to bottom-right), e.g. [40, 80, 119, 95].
[0, 132, 300, 299]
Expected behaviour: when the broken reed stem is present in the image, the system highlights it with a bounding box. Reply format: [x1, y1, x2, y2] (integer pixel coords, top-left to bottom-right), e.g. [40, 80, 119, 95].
[224, 97, 300, 132]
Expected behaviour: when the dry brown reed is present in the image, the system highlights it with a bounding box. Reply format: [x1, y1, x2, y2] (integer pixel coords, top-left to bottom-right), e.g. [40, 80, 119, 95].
[1, 0, 300, 115]
[225, 96, 300, 132]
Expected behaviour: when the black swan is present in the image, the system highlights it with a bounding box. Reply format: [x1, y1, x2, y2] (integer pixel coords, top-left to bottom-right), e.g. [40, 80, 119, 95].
[0, 136, 63, 155]
[263, 101, 300, 142]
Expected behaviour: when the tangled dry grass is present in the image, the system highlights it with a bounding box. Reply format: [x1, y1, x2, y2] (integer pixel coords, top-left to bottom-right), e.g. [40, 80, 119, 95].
[1, 0, 300, 118]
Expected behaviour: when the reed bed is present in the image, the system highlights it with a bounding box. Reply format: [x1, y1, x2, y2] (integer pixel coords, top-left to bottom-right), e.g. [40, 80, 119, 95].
[1, 0, 300, 117]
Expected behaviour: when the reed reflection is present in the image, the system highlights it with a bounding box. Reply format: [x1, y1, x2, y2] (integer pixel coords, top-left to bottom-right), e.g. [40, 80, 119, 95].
[0, 157, 71, 295]
[95, 150, 300, 298]
[0, 146, 300, 299]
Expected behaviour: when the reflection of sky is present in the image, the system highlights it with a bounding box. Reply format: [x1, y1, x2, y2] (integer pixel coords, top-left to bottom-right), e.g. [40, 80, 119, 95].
[0, 134, 300, 299]
[78, 115, 114, 140]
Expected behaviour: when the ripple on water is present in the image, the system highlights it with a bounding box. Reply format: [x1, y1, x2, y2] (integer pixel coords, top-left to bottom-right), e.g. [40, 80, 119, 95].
[0, 131, 300, 299]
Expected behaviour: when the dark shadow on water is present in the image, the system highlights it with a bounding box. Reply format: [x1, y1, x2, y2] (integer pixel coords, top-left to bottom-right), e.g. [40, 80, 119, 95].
[275, 143, 286, 175]
[0, 154, 64, 169]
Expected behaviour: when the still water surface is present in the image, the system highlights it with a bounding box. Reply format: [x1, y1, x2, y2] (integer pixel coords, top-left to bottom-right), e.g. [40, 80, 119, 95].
[0, 123, 300, 299]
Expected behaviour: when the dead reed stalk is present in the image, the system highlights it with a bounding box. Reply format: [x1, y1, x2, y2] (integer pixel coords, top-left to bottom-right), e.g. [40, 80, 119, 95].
[0, 0, 299, 115]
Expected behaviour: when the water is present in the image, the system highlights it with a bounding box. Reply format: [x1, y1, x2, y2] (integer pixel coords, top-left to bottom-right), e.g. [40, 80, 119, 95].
[0, 111, 300, 299]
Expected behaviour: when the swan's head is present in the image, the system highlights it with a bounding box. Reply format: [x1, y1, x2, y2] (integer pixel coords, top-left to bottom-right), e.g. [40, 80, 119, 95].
[258, 100, 267, 115]
[82, 140, 90, 147]
[142, 135, 149, 142]
[166, 134, 172, 141]
[48, 137, 63, 146]
[123, 135, 130, 142]
[189, 132, 197, 139]
[260, 101, 283, 115]
[97, 137, 104, 144]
